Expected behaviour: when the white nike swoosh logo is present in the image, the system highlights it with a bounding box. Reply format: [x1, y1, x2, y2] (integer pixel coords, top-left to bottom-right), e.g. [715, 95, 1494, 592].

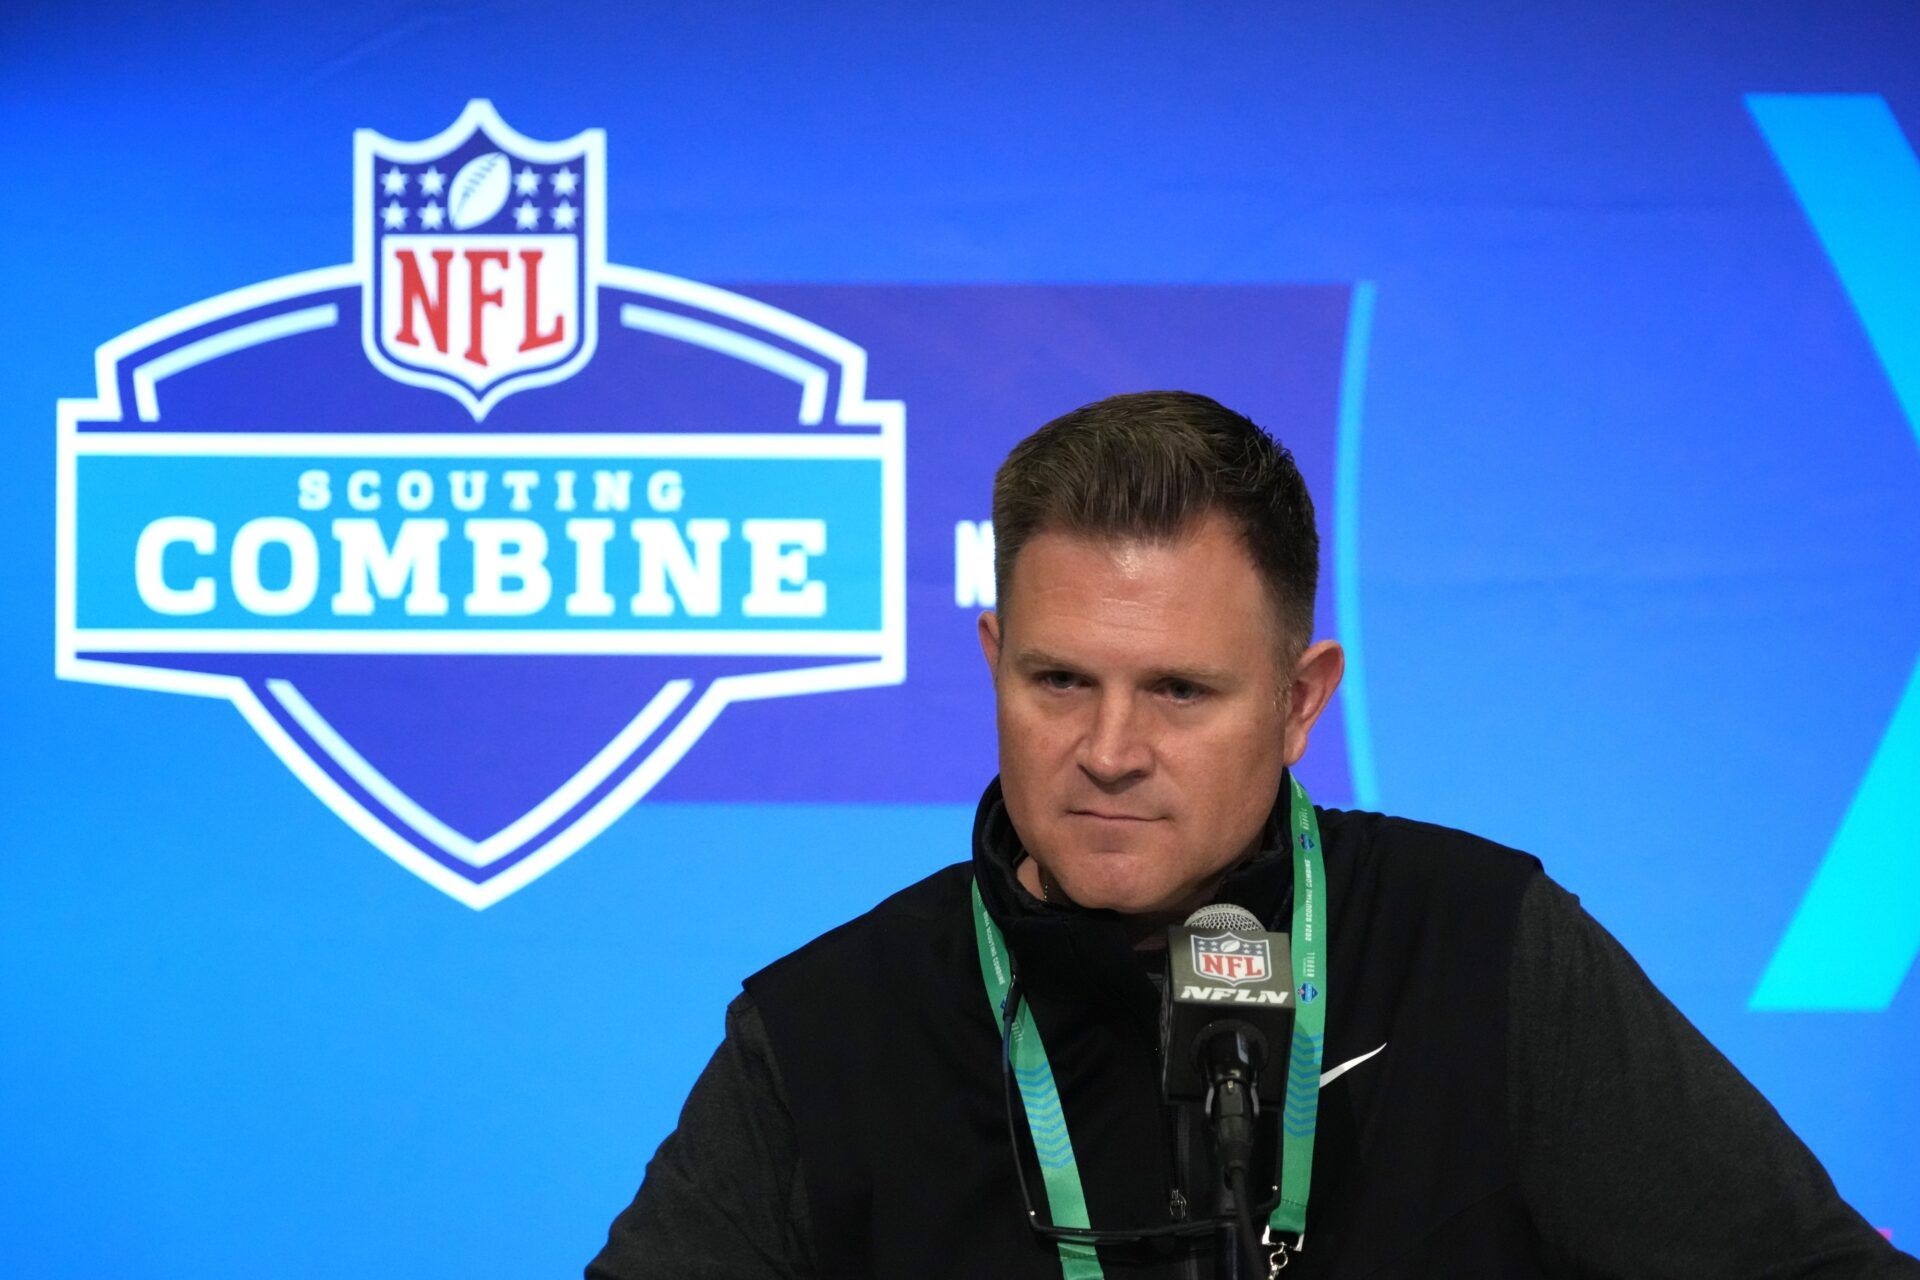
[1320, 1043, 1386, 1088]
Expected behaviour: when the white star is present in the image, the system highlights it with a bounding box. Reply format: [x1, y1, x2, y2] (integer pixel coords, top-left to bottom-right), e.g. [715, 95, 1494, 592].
[382, 167, 408, 195]
[420, 201, 446, 229]
[551, 201, 578, 230]
[382, 200, 408, 229]
[419, 166, 446, 196]
[514, 168, 541, 196]
[513, 200, 540, 229]
[551, 167, 579, 196]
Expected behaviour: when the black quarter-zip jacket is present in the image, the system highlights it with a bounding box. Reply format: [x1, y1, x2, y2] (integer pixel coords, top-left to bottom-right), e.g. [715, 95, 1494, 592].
[589, 777, 1917, 1279]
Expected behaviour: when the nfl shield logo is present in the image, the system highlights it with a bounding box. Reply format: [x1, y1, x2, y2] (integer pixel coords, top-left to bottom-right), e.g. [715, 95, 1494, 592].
[1191, 932, 1272, 987]
[357, 102, 600, 419]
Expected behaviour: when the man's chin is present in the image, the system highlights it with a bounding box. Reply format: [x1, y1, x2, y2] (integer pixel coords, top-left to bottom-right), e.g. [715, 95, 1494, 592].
[1086, 896, 1182, 920]
[1052, 859, 1190, 919]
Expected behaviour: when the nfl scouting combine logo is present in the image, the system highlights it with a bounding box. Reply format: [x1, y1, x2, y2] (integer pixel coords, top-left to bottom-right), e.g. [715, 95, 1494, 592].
[55, 101, 905, 908]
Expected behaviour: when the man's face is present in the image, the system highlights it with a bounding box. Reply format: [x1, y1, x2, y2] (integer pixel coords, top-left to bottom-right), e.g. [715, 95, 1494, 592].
[979, 511, 1332, 919]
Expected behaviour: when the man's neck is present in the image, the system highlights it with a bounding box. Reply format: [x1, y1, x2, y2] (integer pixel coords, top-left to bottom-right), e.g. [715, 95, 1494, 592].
[1015, 855, 1226, 949]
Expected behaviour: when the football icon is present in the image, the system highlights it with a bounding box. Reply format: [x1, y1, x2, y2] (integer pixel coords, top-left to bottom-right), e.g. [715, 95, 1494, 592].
[448, 151, 511, 229]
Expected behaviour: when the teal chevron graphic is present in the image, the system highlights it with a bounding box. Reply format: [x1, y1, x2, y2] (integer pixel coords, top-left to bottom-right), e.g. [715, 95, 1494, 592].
[1013, 1061, 1076, 1169]
[1283, 1032, 1324, 1137]
[1747, 93, 1920, 1012]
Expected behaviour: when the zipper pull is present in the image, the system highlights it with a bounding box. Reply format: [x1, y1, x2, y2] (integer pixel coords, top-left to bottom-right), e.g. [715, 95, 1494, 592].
[1168, 1188, 1189, 1221]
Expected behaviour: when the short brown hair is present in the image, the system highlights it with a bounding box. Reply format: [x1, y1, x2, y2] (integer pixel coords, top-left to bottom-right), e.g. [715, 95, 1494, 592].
[991, 390, 1319, 647]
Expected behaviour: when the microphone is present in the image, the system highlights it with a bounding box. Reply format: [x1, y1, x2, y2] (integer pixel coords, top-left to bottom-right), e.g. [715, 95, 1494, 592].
[1162, 902, 1295, 1107]
[1161, 901, 1295, 1235]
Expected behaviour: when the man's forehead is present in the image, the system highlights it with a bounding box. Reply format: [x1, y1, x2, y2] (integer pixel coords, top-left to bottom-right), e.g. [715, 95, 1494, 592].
[1004, 518, 1285, 624]
[1022, 518, 1208, 559]
[999, 527, 1291, 671]
[1013, 517, 1245, 579]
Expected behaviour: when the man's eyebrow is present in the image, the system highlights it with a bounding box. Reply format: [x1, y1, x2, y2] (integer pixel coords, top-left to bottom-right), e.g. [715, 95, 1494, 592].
[1009, 646, 1080, 671]
[1013, 644, 1075, 667]
[1148, 663, 1239, 687]
[1010, 646, 1238, 686]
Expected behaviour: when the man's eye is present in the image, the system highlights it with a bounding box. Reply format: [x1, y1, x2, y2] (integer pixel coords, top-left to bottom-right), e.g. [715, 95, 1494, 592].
[1038, 671, 1082, 691]
[1162, 679, 1205, 703]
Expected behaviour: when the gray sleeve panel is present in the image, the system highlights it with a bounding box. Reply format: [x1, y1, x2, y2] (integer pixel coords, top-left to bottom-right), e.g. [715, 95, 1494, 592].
[585, 994, 814, 1280]
[1508, 873, 1919, 1279]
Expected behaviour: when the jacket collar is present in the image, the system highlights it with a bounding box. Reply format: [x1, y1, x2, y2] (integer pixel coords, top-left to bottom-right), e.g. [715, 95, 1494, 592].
[968, 773, 1297, 1042]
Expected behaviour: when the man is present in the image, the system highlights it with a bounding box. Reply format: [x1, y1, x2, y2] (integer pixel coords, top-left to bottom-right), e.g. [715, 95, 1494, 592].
[589, 392, 1916, 1278]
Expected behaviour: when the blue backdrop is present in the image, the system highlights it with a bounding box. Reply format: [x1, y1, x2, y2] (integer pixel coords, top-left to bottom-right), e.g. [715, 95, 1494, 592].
[3, 4, 1916, 1274]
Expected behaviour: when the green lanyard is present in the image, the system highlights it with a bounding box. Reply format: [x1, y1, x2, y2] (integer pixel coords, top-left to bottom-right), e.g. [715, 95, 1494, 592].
[971, 774, 1328, 1276]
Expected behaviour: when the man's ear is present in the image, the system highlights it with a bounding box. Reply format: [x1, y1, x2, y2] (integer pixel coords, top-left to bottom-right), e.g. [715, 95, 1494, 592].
[977, 610, 1003, 682]
[1283, 639, 1345, 766]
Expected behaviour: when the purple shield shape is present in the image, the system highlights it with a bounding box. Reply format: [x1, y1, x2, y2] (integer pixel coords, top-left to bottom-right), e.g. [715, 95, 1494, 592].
[56, 101, 905, 909]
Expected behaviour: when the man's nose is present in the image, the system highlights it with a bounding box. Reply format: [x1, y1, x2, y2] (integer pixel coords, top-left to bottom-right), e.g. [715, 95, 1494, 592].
[1080, 690, 1152, 785]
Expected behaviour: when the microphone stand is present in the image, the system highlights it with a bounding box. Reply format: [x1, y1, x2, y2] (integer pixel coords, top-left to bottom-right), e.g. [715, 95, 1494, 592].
[1199, 1023, 1269, 1278]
